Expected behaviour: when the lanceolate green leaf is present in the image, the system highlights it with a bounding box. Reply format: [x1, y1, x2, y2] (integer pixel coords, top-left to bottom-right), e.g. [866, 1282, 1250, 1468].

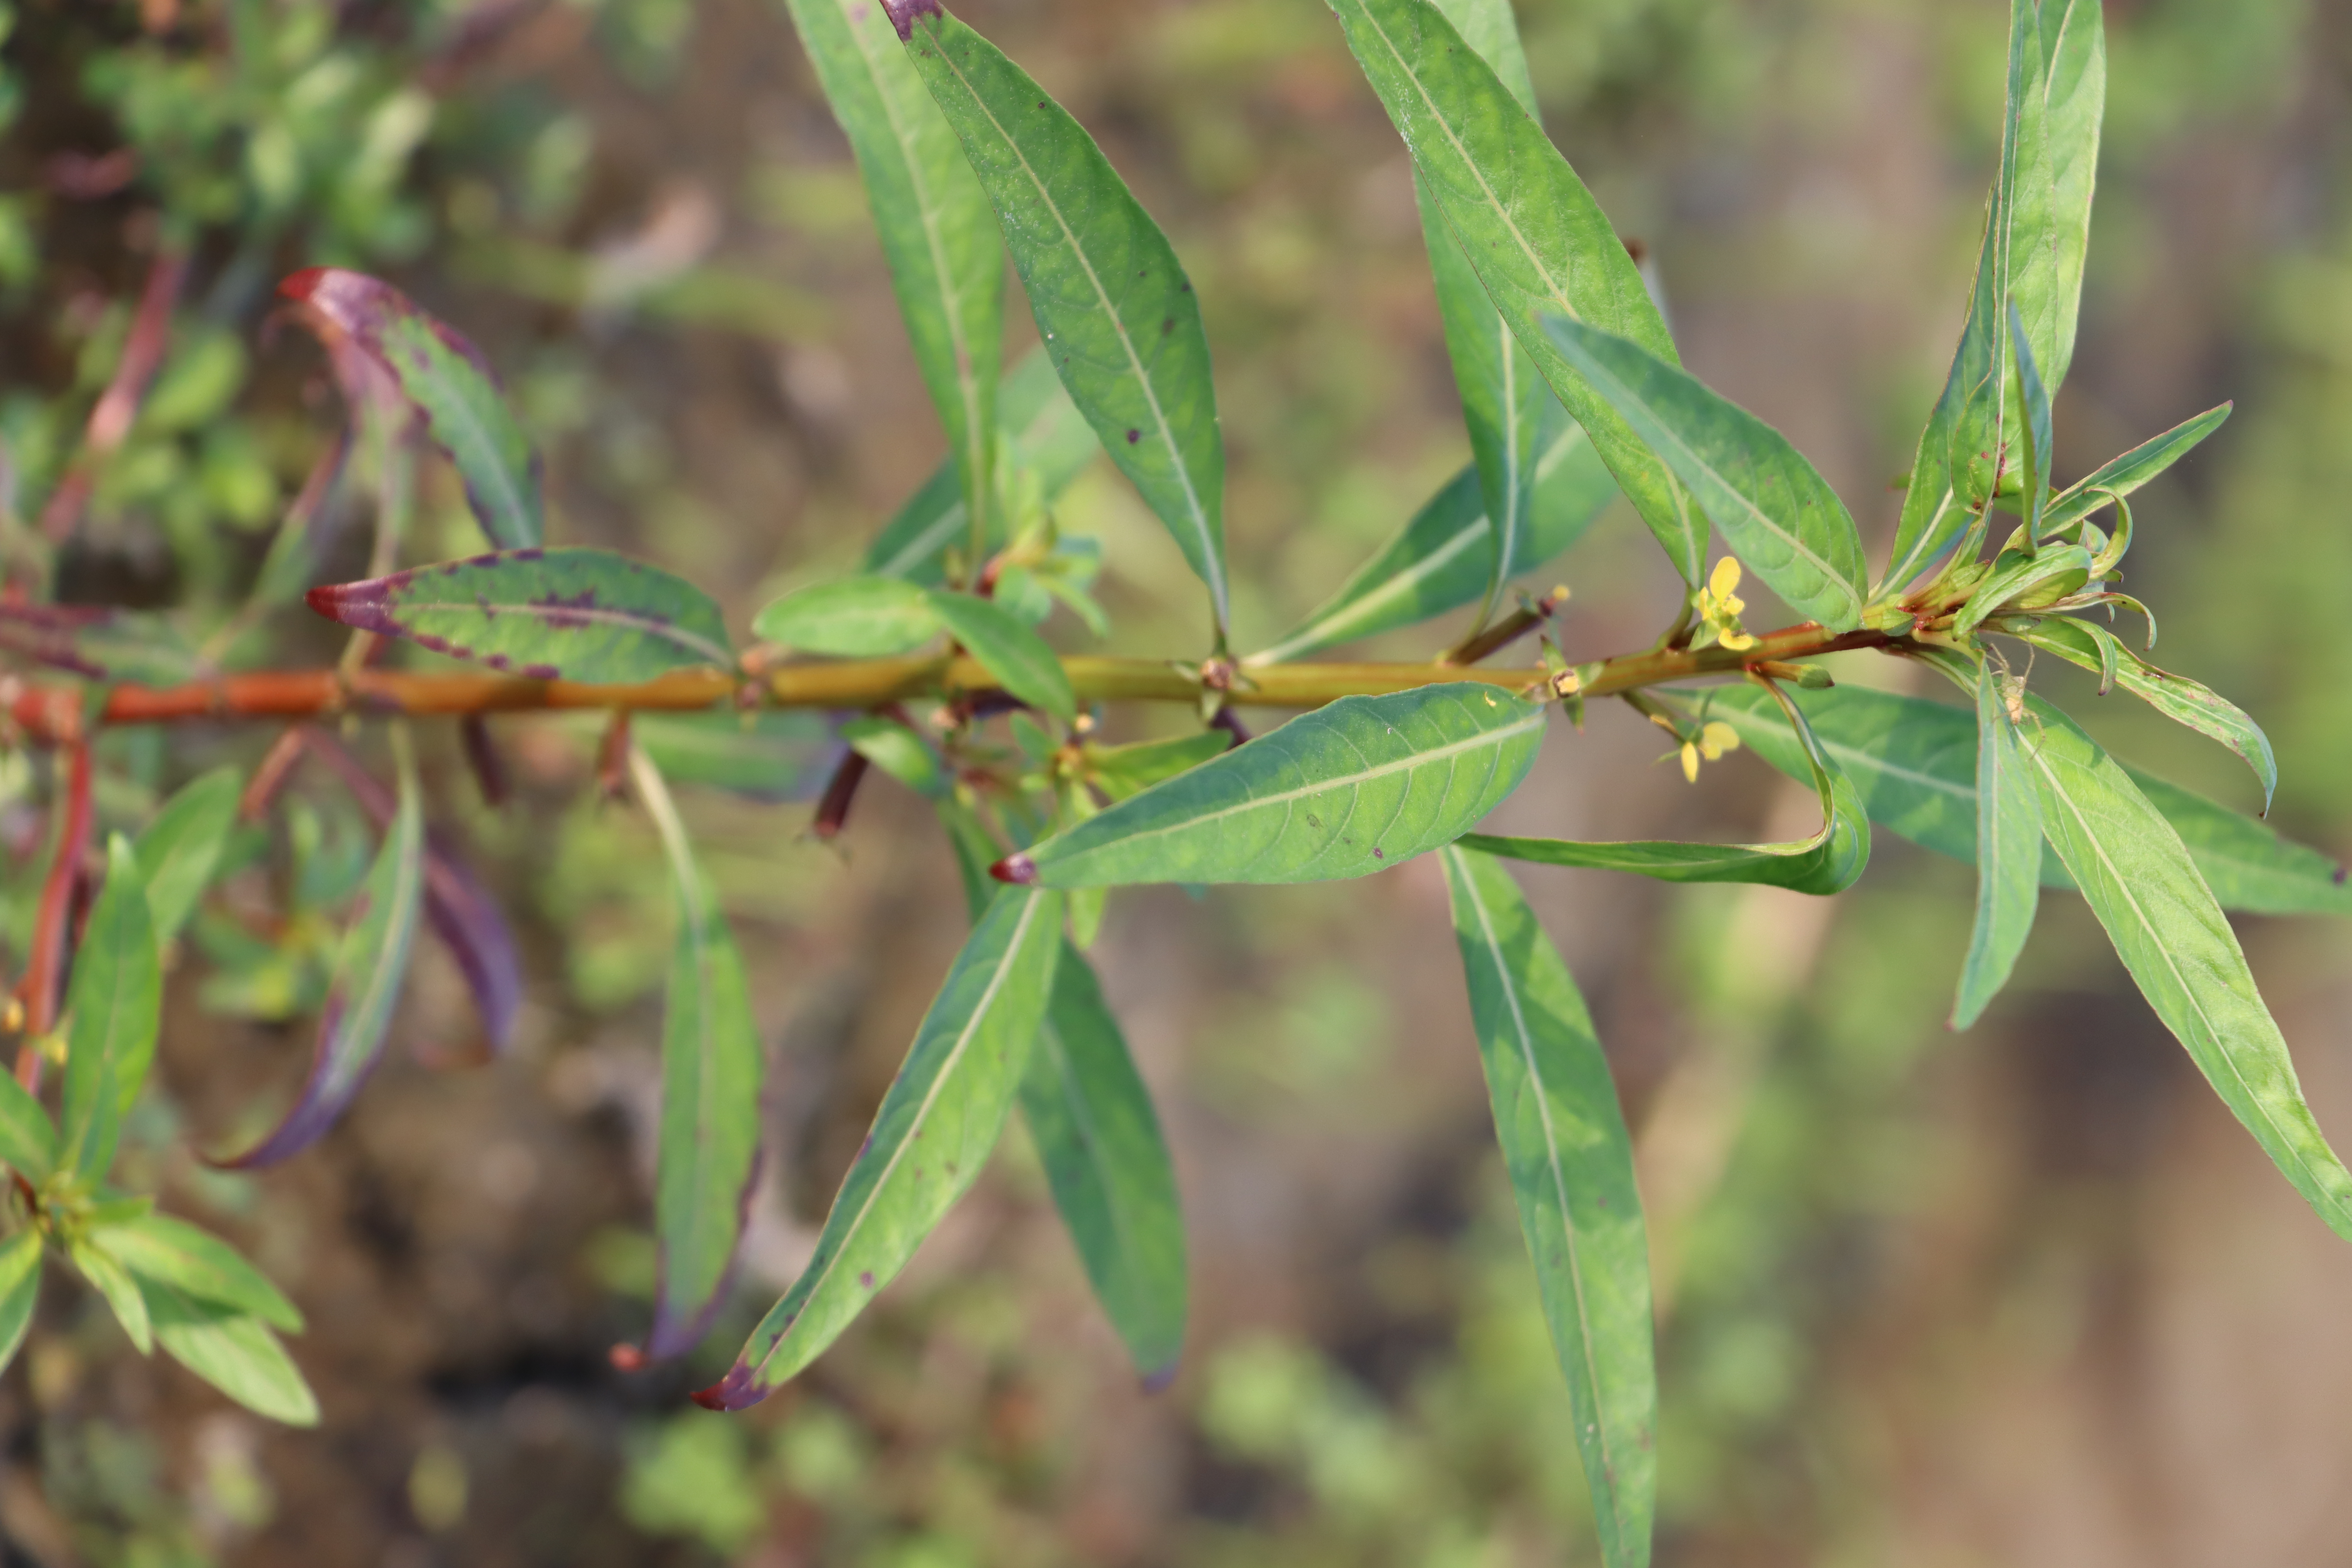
[216, 732, 425, 1169]
[632, 749, 767, 1359]
[1019, 944, 1186, 1383]
[282, 268, 543, 550]
[72, 1238, 152, 1352]
[1701, 682, 2351, 914]
[1464, 686, 1868, 894]
[755, 575, 941, 657]
[146, 1282, 320, 1426]
[1880, 0, 2104, 593]
[925, 588, 1076, 722]
[1440, 845, 1653, 1568]
[60, 837, 161, 1180]
[700, 884, 1062, 1409]
[1248, 419, 1617, 666]
[0, 1070, 55, 1180]
[1544, 318, 1866, 631]
[99, 1214, 303, 1333]
[785, 0, 1004, 550]
[2020, 698, 2352, 1240]
[1324, 0, 1701, 585]
[134, 767, 241, 950]
[1003, 684, 1547, 888]
[2042, 402, 2232, 533]
[2019, 618, 2278, 810]
[309, 548, 732, 684]
[0, 1233, 40, 1376]
[867, 349, 1099, 581]
[1954, 660, 2042, 1028]
[892, 2, 1229, 635]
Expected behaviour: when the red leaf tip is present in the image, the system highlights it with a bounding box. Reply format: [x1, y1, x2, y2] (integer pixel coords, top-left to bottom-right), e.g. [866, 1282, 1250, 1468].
[689, 1364, 766, 1411]
[278, 267, 330, 303]
[989, 853, 1037, 885]
[880, 0, 941, 42]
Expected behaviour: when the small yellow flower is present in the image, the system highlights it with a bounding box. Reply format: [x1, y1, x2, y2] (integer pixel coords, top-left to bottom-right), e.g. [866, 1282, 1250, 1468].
[1680, 741, 1701, 783]
[1697, 721, 1741, 762]
[1693, 558, 1759, 652]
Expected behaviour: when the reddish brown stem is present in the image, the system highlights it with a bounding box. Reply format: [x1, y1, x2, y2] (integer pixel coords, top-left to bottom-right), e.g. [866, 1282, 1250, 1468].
[811, 750, 871, 841]
[17, 741, 94, 1090]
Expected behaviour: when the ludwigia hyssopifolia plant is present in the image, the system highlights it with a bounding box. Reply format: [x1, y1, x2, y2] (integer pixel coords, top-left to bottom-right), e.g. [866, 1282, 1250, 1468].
[4, 1, 2346, 1560]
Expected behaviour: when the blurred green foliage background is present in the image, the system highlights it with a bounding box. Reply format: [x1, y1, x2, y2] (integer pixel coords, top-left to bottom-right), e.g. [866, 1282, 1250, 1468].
[2, 0, 2350, 1563]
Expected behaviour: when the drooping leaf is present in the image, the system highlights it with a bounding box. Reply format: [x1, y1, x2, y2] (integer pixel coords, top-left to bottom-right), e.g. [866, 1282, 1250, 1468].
[2020, 697, 2352, 1239]
[213, 732, 425, 1168]
[1002, 684, 1547, 888]
[280, 268, 543, 550]
[1464, 684, 1868, 894]
[630, 748, 767, 1359]
[1086, 730, 1233, 802]
[755, 575, 943, 658]
[1543, 318, 1865, 631]
[0, 1070, 55, 1180]
[866, 348, 1100, 581]
[893, 3, 1230, 636]
[309, 548, 731, 684]
[95, 1214, 302, 1333]
[1019, 943, 1187, 1384]
[1701, 682, 2349, 914]
[1248, 419, 1617, 666]
[133, 767, 242, 950]
[925, 588, 1076, 721]
[1879, 0, 2105, 592]
[698, 884, 1064, 1410]
[146, 1281, 320, 1426]
[2019, 618, 2277, 811]
[785, 0, 1005, 549]
[2041, 402, 2232, 533]
[1953, 659, 2042, 1028]
[0, 1232, 41, 1376]
[1324, 0, 1700, 585]
[71, 1238, 153, 1353]
[60, 837, 161, 1180]
[1440, 845, 1652, 1568]
[1951, 543, 2095, 640]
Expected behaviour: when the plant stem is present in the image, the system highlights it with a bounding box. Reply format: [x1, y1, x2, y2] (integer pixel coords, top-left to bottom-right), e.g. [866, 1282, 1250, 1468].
[0, 623, 1899, 743]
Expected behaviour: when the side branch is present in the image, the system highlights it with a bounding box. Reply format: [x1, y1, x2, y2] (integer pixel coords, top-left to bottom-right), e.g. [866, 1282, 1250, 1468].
[2, 625, 1898, 743]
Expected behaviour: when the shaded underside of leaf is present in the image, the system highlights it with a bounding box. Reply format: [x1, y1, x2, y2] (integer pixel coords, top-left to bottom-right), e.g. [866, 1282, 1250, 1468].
[308, 547, 732, 684]
[1010, 683, 1548, 887]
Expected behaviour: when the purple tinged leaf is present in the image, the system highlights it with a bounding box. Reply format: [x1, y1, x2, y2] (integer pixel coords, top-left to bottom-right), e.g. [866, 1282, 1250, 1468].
[0, 604, 204, 686]
[213, 730, 425, 1169]
[307, 547, 732, 686]
[280, 269, 543, 550]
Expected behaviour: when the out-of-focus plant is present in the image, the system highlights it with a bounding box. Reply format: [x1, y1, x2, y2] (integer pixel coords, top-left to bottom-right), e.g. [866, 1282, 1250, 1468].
[4, 2, 2348, 1565]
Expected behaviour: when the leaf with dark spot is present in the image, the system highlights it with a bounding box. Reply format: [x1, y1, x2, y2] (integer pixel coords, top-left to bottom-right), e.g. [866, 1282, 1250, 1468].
[279, 269, 543, 550]
[308, 547, 731, 685]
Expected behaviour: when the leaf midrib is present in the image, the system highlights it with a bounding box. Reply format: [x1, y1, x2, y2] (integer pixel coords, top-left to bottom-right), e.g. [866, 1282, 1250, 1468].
[399, 594, 730, 669]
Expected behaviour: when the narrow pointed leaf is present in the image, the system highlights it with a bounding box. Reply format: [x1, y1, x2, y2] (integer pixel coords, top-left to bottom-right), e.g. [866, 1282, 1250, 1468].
[1324, 0, 1701, 584]
[925, 588, 1075, 721]
[892, 3, 1229, 634]
[1019, 944, 1186, 1383]
[866, 349, 1100, 581]
[699, 885, 1063, 1409]
[0, 1071, 54, 1180]
[309, 548, 730, 684]
[1544, 318, 1865, 631]
[755, 576, 942, 657]
[785, 0, 1004, 545]
[1880, 0, 2104, 592]
[96, 1214, 302, 1333]
[1954, 660, 2042, 1027]
[2019, 618, 2277, 810]
[2020, 698, 2352, 1238]
[0, 1233, 40, 1376]
[280, 268, 542, 549]
[1004, 684, 1546, 888]
[2008, 302, 2053, 535]
[1441, 845, 1653, 1568]
[147, 1282, 319, 1426]
[214, 736, 425, 1168]
[72, 1239, 153, 1353]
[1465, 686, 1867, 894]
[1249, 420, 1616, 665]
[1702, 683, 2349, 914]
[630, 711, 840, 803]
[2042, 402, 2231, 532]
[133, 768, 241, 949]
[60, 838, 161, 1179]
[631, 749, 767, 1359]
